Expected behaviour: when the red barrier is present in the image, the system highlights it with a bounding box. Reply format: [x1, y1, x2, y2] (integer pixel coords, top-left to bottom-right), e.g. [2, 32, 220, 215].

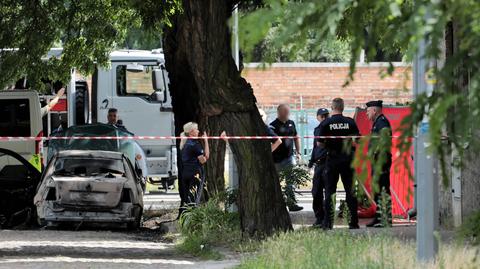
[354, 107, 414, 219]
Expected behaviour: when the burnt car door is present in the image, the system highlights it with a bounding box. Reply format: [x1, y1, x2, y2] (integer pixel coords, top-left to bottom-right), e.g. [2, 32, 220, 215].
[0, 148, 42, 228]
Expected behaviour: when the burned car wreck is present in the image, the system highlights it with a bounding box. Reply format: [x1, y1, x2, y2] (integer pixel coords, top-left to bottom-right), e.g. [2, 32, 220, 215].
[35, 150, 144, 229]
[35, 124, 145, 229]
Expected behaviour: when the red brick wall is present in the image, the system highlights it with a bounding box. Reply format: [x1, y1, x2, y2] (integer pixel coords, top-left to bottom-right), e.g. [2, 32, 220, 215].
[242, 63, 412, 110]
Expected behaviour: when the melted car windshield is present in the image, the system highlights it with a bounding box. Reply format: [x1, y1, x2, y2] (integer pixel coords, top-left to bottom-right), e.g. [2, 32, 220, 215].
[54, 158, 124, 176]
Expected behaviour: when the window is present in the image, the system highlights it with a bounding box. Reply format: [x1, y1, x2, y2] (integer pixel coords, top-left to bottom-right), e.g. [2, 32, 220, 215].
[0, 99, 30, 136]
[0, 152, 28, 179]
[54, 157, 125, 176]
[116, 65, 156, 96]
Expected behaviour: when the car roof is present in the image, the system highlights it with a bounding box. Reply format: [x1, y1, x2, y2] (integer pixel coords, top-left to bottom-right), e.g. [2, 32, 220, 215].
[56, 150, 124, 160]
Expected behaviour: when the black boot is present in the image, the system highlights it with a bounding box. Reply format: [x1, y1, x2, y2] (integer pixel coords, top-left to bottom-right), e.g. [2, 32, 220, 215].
[288, 204, 304, 212]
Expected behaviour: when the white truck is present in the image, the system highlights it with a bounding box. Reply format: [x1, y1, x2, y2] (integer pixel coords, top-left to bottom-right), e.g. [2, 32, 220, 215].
[90, 49, 177, 190]
[0, 49, 177, 190]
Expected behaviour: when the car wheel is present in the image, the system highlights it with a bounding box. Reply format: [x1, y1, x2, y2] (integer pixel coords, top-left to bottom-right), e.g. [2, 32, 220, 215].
[127, 215, 142, 230]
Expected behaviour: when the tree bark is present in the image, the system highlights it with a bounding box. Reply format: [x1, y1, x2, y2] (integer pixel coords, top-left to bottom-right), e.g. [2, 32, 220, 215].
[163, 0, 292, 235]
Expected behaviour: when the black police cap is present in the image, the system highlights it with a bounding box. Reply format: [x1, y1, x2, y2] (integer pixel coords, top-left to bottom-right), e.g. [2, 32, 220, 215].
[317, 108, 329, 115]
[366, 100, 383, 108]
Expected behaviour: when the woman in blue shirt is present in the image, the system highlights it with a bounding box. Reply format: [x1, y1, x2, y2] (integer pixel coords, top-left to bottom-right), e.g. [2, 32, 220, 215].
[180, 122, 209, 205]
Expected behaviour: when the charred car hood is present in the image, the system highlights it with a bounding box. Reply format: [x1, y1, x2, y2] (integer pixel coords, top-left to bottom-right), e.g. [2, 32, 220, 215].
[51, 175, 128, 208]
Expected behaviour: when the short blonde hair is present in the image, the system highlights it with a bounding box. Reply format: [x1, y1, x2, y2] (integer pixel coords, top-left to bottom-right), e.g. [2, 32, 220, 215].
[182, 122, 198, 135]
[180, 122, 198, 150]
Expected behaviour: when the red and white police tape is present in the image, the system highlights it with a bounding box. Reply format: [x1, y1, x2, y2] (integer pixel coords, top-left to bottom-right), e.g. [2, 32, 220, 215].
[0, 135, 402, 141]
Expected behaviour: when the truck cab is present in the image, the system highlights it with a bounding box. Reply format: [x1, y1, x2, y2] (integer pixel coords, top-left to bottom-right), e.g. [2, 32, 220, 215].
[91, 49, 177, 188]
[0, 90, 43, 161]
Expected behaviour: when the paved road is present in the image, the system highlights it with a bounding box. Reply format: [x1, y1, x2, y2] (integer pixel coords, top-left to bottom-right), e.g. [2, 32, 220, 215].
[0, 230, 239, 269]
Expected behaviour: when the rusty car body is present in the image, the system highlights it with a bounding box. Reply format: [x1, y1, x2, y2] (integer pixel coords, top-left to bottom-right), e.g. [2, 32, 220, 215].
[34, 150, 143, 229]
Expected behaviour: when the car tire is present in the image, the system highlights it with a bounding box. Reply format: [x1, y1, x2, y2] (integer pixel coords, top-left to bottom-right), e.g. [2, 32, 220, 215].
[127, 207, 142, 230]
[75, 80, 89, 125]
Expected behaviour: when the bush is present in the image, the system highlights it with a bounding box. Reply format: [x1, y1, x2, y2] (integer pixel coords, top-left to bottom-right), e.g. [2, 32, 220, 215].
[458, 211, 480, 245]
[278, 165, 310, 206]
[177, 197, 241, 259]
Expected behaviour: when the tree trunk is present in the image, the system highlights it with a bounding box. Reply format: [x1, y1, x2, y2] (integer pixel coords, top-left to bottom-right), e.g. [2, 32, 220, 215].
[163, 0, 292, 235]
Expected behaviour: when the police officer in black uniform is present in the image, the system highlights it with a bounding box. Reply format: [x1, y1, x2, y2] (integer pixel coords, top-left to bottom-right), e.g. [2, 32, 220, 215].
[365, 100, 393, 227]
[308, 108, 329, 226]
[318, 98, 360, 229]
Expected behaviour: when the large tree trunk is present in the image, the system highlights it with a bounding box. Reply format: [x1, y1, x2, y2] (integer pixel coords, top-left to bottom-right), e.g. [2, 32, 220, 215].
[163, 0, 292, 235]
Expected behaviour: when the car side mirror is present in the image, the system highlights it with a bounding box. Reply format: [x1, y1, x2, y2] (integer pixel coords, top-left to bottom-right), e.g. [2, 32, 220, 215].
[152, 68, 166, 92]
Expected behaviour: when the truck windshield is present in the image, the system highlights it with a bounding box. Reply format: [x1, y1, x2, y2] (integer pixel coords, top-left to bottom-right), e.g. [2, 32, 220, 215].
[54, 157, 124, 176]
[0, 99, 30, 136]
[116, 65, 156, 96]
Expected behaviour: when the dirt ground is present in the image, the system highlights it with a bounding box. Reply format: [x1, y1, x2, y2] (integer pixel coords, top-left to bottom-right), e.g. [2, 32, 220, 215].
[0, 227, 240, 269]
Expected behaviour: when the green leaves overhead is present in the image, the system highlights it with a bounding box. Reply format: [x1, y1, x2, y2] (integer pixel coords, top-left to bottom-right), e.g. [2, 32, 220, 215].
[0, 0, 181, 91]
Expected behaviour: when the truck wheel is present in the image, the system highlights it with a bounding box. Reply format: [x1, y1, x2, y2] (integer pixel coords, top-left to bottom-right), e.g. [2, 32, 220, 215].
[75, 80, 89, 125]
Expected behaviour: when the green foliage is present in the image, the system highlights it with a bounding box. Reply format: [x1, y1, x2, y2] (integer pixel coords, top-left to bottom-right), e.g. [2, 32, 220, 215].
[241, 0, 480, 185]
[238, 230, 413, 269]
[0, 0, 180, 90]
[248, 26, 351, 62]
[124, 27, 162, 50]
[458, 211, 480, 245]
[238, 229, 480, 269]
[277, 165, 310, 206]
[177, 197, 241, 258]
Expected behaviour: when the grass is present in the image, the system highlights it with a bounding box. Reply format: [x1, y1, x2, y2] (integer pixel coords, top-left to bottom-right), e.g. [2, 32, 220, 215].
[237, 229, 480, 269]
[458, 211, 480, 246]
[176, 197, 242, 259]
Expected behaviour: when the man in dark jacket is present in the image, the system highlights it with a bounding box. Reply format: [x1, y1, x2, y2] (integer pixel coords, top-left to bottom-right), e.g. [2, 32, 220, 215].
[308, 108, 329, 227]
[365, 100, 393, 227]
[270, 104, 303, 211]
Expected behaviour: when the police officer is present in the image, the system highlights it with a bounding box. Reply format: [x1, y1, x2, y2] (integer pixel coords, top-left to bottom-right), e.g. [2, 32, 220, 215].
[365, 100, 393, 227]
[318, 98, 360, 229]
[308, 108, 329, 227]
[270, 104, 303, 211]
[180, 122, 209, 206]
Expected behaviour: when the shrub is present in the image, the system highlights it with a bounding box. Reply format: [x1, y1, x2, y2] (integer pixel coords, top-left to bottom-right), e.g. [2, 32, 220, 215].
[177, 197, 241, 259]
[278, 165, 310, 206]
[458, 211, 480, 245]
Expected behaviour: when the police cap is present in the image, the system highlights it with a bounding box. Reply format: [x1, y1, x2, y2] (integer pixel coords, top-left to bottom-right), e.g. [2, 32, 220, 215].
[317, 108, 329, 116]
[366, 100, 383, 108]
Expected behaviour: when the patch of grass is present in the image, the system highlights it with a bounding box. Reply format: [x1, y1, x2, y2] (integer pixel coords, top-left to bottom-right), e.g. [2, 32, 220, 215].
[177, 197, 241, 259]
[458, 211, 480, 245]
[238, 229, 480, 269]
